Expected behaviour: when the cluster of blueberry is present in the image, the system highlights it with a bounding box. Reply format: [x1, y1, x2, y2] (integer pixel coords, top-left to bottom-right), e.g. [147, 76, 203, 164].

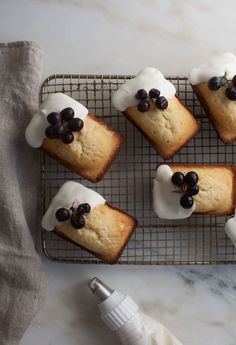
[135, 88, 168, 113]
[55, 202, 91, 229]
[171, 171, 199, 209]
[208, 74, 236, 100]
[45, 107, 84, 144]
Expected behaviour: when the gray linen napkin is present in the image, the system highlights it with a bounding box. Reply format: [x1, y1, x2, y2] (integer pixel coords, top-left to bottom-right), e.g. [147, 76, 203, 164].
[0, 41, 47, 345]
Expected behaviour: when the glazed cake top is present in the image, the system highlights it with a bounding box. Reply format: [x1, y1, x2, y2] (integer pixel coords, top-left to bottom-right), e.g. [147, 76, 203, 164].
[25, 93, 88, 148]
[189, 52, 236, 85]
[42, 181, 106, 231]
[112, 67, 176, 112]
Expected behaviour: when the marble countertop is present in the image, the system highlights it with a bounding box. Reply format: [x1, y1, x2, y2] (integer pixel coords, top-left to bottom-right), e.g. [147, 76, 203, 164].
[20, 261, 236, 345]
[1, 0, 236, 344]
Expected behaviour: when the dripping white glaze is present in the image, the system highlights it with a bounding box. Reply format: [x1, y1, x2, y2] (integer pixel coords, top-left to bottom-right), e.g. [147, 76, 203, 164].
[41, 181, 106, 231]
[25, 93, 88, 148]
[153, 165, 195, 220]
[225, 210, 236, 247]
[189, 52, 236, 85]
[112, 67, 176, 112]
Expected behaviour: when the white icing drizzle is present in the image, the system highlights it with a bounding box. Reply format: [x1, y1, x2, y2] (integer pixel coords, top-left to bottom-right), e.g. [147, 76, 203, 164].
[25, 93, 89, 148]
[189, 52, 236, 85]
[225, 210, 236, 248]
[41, 181, 106, 231]
[153, 165, 195, 220]
[112, 67, 176, 112]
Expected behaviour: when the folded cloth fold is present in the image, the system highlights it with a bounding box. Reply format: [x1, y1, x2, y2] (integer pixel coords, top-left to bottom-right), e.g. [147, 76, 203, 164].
[0, 41, 47, 345]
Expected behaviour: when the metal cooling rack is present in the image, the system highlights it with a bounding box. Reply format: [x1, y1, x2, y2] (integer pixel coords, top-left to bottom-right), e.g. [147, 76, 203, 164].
[41, 74, 236, 265]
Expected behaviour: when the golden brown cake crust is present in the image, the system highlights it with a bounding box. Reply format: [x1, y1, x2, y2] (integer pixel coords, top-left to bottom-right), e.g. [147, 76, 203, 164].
[41, 114, 123, 182]
[169, 163, 236, 215]
[53, 204, 138, 264]
[123, 97, 200, 160]
[192, 82, 236, 143]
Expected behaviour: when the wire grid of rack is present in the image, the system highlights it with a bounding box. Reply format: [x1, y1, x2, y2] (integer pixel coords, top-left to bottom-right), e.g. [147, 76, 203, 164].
[41, 74, 236, 265]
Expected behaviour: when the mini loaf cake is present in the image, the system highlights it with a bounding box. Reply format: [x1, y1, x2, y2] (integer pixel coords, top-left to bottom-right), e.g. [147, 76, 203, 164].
[225, 210, 236, 248]
[41, 181, 137, 264]
[25, 93, 123, 182]
[112, 68, 200, 160]
[153, 164, 236, 219]
[189, 53, 236, 143]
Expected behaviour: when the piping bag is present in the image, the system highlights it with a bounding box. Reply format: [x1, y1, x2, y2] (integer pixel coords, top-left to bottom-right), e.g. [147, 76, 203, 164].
[88, 277, 183, 345]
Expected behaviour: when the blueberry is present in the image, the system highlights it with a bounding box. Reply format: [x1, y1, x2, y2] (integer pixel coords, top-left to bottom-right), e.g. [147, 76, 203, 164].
[83, 203, 91, 213]
[61, 131, 74, 144]
[77, 204, 86, 215]
[155, 96, 168, 110]
[70, 215, 85, 229]
[149, 88, 160, 99]
[184, 171, 198, 186]
[68, 118, 84, 132]
[47, 112, 61, 125]
[226, 86, 236, 100]
[45, 125, 63, 139]
[77, 203, 91, 215]
[61, 107, 75, 121]
[180, 194, 194, 209]
[51, 124, 64, 138]
[45, 126, 56, 139]
[187, 184, 199, 196]
[208, 76, 222, 91]
[232, 75, 236, 87]
[137, 101, 150, 112]
[135, 89, 148, 100]
[55, 208, 70, 222]
[171, 172, 184, 187]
